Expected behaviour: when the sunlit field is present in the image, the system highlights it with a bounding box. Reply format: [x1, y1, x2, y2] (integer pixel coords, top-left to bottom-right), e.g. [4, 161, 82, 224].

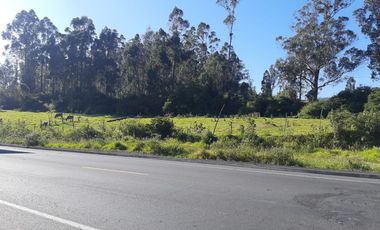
[0, 110, 379, 173]
[0, 110, 331, 137]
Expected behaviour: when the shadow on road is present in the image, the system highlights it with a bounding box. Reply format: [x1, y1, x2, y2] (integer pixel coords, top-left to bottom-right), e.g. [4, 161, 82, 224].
[0, 149, 31, 154]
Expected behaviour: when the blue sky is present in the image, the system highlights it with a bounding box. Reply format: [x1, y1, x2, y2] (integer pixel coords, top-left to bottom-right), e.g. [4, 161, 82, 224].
[0, 0, 379, 97]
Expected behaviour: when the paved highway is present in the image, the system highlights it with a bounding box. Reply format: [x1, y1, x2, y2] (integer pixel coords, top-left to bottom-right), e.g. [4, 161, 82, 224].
[0, 146, 379, 230]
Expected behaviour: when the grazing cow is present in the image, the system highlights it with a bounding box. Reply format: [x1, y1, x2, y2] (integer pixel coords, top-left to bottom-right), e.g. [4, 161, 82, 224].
[55, 113, 63, 119]
[66, 115, 74, 122]
[40, 121, 48, 128]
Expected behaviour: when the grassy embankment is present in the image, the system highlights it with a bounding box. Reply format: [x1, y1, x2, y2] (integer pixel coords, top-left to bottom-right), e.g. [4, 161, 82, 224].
[0, 110, 379, 172]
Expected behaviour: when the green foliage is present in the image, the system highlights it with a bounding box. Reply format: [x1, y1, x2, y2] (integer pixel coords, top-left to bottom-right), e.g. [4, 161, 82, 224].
[147, 140, 186, 156]
[0, 8, 248, 116]
[148, 117, 174, 138]
[329, 109, 380, 148]
[118, 121, 151, 139]
[202, 131, 218, 145]
[162, 98, 174, 115]
[364, 89, 380, 112]
[329, 87, 372, 113]
[102, 141, 127, 151]
[67, 126, 103, 141]
[211, 146, 298, 165]
[172, 129, 201, 142]
[355, 0, 380, 79]
[24, 132, 45, 146]
[241, 118, 265, 145]
[244, 96, 303, 117]
[278, 0, 361, 101]
[298, 101, 328, 118]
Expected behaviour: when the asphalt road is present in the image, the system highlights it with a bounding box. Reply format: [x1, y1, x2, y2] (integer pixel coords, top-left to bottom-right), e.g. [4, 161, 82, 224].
[0, 146, 379, 230]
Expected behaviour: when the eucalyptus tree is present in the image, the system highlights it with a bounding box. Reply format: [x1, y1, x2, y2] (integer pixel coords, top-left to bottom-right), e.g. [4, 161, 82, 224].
[36, 16, 59, 93]
[122, 34, 147, 96]
[278, 0, 362, 101]
[216, 0, 239, 60]
[261, 69, 276, 98]
[345, 76, 356, 91]
[167, 7, 189, 92]
[2, 10, 41, 93]
[274, 58, 306, 101]
[355, 0, 380, 79]
[92, 27, 124, 96]
[64, 16, 96, 94]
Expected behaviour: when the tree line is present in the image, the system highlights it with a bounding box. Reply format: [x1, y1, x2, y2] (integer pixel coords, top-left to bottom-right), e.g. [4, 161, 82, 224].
[0, 0, 379, 116]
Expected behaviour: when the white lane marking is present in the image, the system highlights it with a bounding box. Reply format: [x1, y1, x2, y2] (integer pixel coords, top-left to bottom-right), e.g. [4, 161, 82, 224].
[83, 166, 148, 176]
[0, 199, 99, 230]
[152, 161, 380, 185]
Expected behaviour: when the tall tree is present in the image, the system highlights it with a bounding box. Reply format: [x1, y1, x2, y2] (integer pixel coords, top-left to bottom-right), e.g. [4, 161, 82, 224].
[167, 7, 189, 92]
[36, 16, 59, 94]
[216, 0, 239, 60]
[122, 34, 147, 96]
[261, 70, 276, 98]
[92, 27, 124, 96]
[354, 0, 380, 79]
[278, 0, 362, 101]
[345, 76, 356, 91]
[64, 16, 96, 95]
[2, 10, 41, 93]
[275, 57, 306, 101]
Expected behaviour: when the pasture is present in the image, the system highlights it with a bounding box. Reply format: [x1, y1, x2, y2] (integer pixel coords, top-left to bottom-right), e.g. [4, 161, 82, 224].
[0, 110, 331, 137]
[0, 110, 379, 173]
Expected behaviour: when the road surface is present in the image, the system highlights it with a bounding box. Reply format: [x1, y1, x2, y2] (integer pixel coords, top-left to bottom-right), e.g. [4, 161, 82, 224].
[0, 146, 379, 230]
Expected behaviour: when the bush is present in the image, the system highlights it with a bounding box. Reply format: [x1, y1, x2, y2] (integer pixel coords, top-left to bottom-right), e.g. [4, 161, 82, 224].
[329, 87, 372, 113]
[173, 129, 201, 142]
[147, 140, 186, 156]
[202, 131, 218, 145]
[148, 117, 174, 138]
[329, 109, 380, 148]
[298, 101, 329, 118]
[118, 121, 151, 138]
[67, 126, 103, 141]
[24, 132, 45, 146]
[241, 118, 265, 146]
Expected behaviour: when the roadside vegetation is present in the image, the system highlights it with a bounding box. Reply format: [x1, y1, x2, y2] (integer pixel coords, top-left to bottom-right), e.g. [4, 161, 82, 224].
[0, 109, 379, 173]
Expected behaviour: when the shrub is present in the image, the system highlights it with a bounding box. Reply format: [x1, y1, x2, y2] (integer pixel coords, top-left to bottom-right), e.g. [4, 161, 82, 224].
[348, 159, 371, 171]
[298, 101, 329, 118]
[329, 87, 372, 113]
[67, 126, 103, 141]
[118, 121, 151, 138]
[202, 131, 218, 145]
[329, 109, 380, 148]
[24, 132, 45, 146]
[241, 118, 265, 146]
[148, 117, 174, 138]
[162, 98, 174, 115]
[147, 140, 185, 156]
[212, 135, 241, 149]
[173, 129, 201, 142]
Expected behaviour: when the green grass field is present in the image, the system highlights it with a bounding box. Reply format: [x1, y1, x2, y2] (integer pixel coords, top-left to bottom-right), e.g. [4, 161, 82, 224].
[0, 110, 379, 173]
[0, 110, 331, 137]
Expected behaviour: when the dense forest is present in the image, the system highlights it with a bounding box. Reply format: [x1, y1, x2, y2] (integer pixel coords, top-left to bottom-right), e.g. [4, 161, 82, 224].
[0, 0, 379, 116]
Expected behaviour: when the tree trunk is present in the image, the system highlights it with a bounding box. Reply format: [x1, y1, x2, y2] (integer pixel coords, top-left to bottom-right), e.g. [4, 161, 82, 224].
[309, 70, 320, 102]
